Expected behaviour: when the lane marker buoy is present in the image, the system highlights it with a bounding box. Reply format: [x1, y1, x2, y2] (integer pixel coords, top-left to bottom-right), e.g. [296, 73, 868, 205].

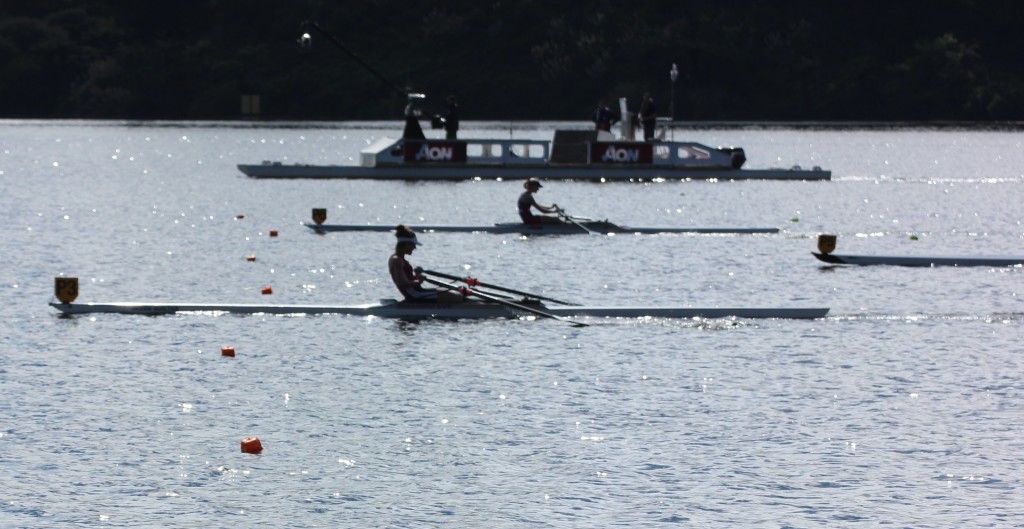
[269, 230, 278, 237]
[817, 234, 837, 254]
[241, 436, 263, 454]
[221, 346, 235, 357]
[246, 255, 256, 262]
[261, 286, 273, 295]
[235, 214, 245, 219]
[54, 277, 79, 303]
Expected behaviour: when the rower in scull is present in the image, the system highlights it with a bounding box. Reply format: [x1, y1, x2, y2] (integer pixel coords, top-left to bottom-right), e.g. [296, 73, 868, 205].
[517, 178, 563, 225]
[388, 225, 466, 304]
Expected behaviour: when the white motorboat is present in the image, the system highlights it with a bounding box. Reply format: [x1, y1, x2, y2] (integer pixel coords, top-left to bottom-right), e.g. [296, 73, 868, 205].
[239, 131, 830, 182]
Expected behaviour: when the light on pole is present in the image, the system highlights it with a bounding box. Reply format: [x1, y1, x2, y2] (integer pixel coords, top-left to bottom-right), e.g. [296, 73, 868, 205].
[669, 63, 678, 121]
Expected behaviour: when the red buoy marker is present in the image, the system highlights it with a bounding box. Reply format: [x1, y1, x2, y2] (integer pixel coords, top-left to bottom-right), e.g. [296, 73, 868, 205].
[261, 286, 273, 295]
[246, 255, 256, 262]
[221, 346, 235, 357]
[241, 436, 263, 454]
[269, 230, 278, 237]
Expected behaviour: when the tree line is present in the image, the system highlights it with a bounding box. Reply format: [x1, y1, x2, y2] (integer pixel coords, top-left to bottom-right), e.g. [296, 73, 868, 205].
[2, 0, 1022, 121]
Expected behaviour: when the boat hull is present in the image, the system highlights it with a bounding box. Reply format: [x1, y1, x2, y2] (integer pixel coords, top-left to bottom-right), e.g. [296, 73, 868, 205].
[813, 252, 1024, 267]
[238, 163, 830, 181]
[305, 222, 779, 235]
[50, 300, 829, 320]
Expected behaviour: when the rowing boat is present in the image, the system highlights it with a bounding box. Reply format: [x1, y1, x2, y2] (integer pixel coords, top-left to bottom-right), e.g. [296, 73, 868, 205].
[305, 221, 779, 235]
[813, 253, 1024, 267]
[811, 234, 1023, 267]
[49, 299, 829, 320]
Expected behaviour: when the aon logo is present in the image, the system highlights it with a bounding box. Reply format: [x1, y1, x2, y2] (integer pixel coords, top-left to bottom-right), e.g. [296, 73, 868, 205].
[601, 147, 640, 163]
[415, 144, 453, 161]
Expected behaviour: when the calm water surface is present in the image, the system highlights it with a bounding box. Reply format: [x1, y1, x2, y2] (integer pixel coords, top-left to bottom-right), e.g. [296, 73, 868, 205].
[1, 120, 1022, 528]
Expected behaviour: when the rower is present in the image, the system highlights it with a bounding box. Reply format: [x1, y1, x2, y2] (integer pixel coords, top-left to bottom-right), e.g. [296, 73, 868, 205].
[517, 178, 562, 224]
[388, 225, 466, 304]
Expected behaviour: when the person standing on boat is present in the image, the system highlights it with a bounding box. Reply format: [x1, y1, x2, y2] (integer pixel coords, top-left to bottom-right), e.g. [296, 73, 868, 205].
[403, 94, 426, 140]
[518, 178, 562, 224]
[593, 100, 618, 132]
[444, 95, 460, 139]
[639, 93, 658, 141]
[389, 225, 466, 304]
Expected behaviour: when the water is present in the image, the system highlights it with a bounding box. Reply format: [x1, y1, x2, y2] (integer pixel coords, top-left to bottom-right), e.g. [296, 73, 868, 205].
[1, 120, 1022, 528]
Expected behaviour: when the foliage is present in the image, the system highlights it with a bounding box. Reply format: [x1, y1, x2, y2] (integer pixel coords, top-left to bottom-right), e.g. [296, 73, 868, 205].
[1, 0, 1022, 120]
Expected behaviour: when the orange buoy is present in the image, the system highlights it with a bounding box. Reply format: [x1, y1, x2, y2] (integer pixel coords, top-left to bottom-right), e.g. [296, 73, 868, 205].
[241, 436, 263, 454]
[235, 214, 245, 219]
[261, 286, 273, 295]
[269, 230, 278, 237]
[221, 346, 235, 357]
[246, 255, 256, 262]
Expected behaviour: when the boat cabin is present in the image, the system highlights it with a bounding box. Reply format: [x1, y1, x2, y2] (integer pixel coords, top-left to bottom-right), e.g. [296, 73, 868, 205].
[359, 130, 746, 170]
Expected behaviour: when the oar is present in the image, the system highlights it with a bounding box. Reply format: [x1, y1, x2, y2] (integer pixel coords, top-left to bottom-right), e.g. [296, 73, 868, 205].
[554, 206, 599, 236]
[421, 277, 588, 327]
[424, 275, 518, 301]
[419, 268, 580, 306]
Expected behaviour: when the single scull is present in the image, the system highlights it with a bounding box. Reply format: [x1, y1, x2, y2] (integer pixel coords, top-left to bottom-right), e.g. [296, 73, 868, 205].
[812, 234, 1023, 267]
[305, 221, 779, 235]
[813, 253, 1024, 267]
[50, 299, 829, 320]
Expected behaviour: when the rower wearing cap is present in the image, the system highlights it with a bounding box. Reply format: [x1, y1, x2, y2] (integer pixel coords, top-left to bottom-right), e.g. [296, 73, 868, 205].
[389, 225, 466, 303]
[518, 178, 562, 224]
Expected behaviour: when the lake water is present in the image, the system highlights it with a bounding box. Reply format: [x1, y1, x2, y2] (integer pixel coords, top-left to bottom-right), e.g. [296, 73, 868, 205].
[1, 120, 1022, 528]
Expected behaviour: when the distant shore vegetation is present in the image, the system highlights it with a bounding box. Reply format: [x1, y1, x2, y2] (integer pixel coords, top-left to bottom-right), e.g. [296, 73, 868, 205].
[2, 1, 1022, 121]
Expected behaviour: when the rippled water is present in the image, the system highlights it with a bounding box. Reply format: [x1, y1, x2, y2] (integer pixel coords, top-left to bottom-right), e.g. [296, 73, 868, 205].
[1, 120, 1022, 528]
